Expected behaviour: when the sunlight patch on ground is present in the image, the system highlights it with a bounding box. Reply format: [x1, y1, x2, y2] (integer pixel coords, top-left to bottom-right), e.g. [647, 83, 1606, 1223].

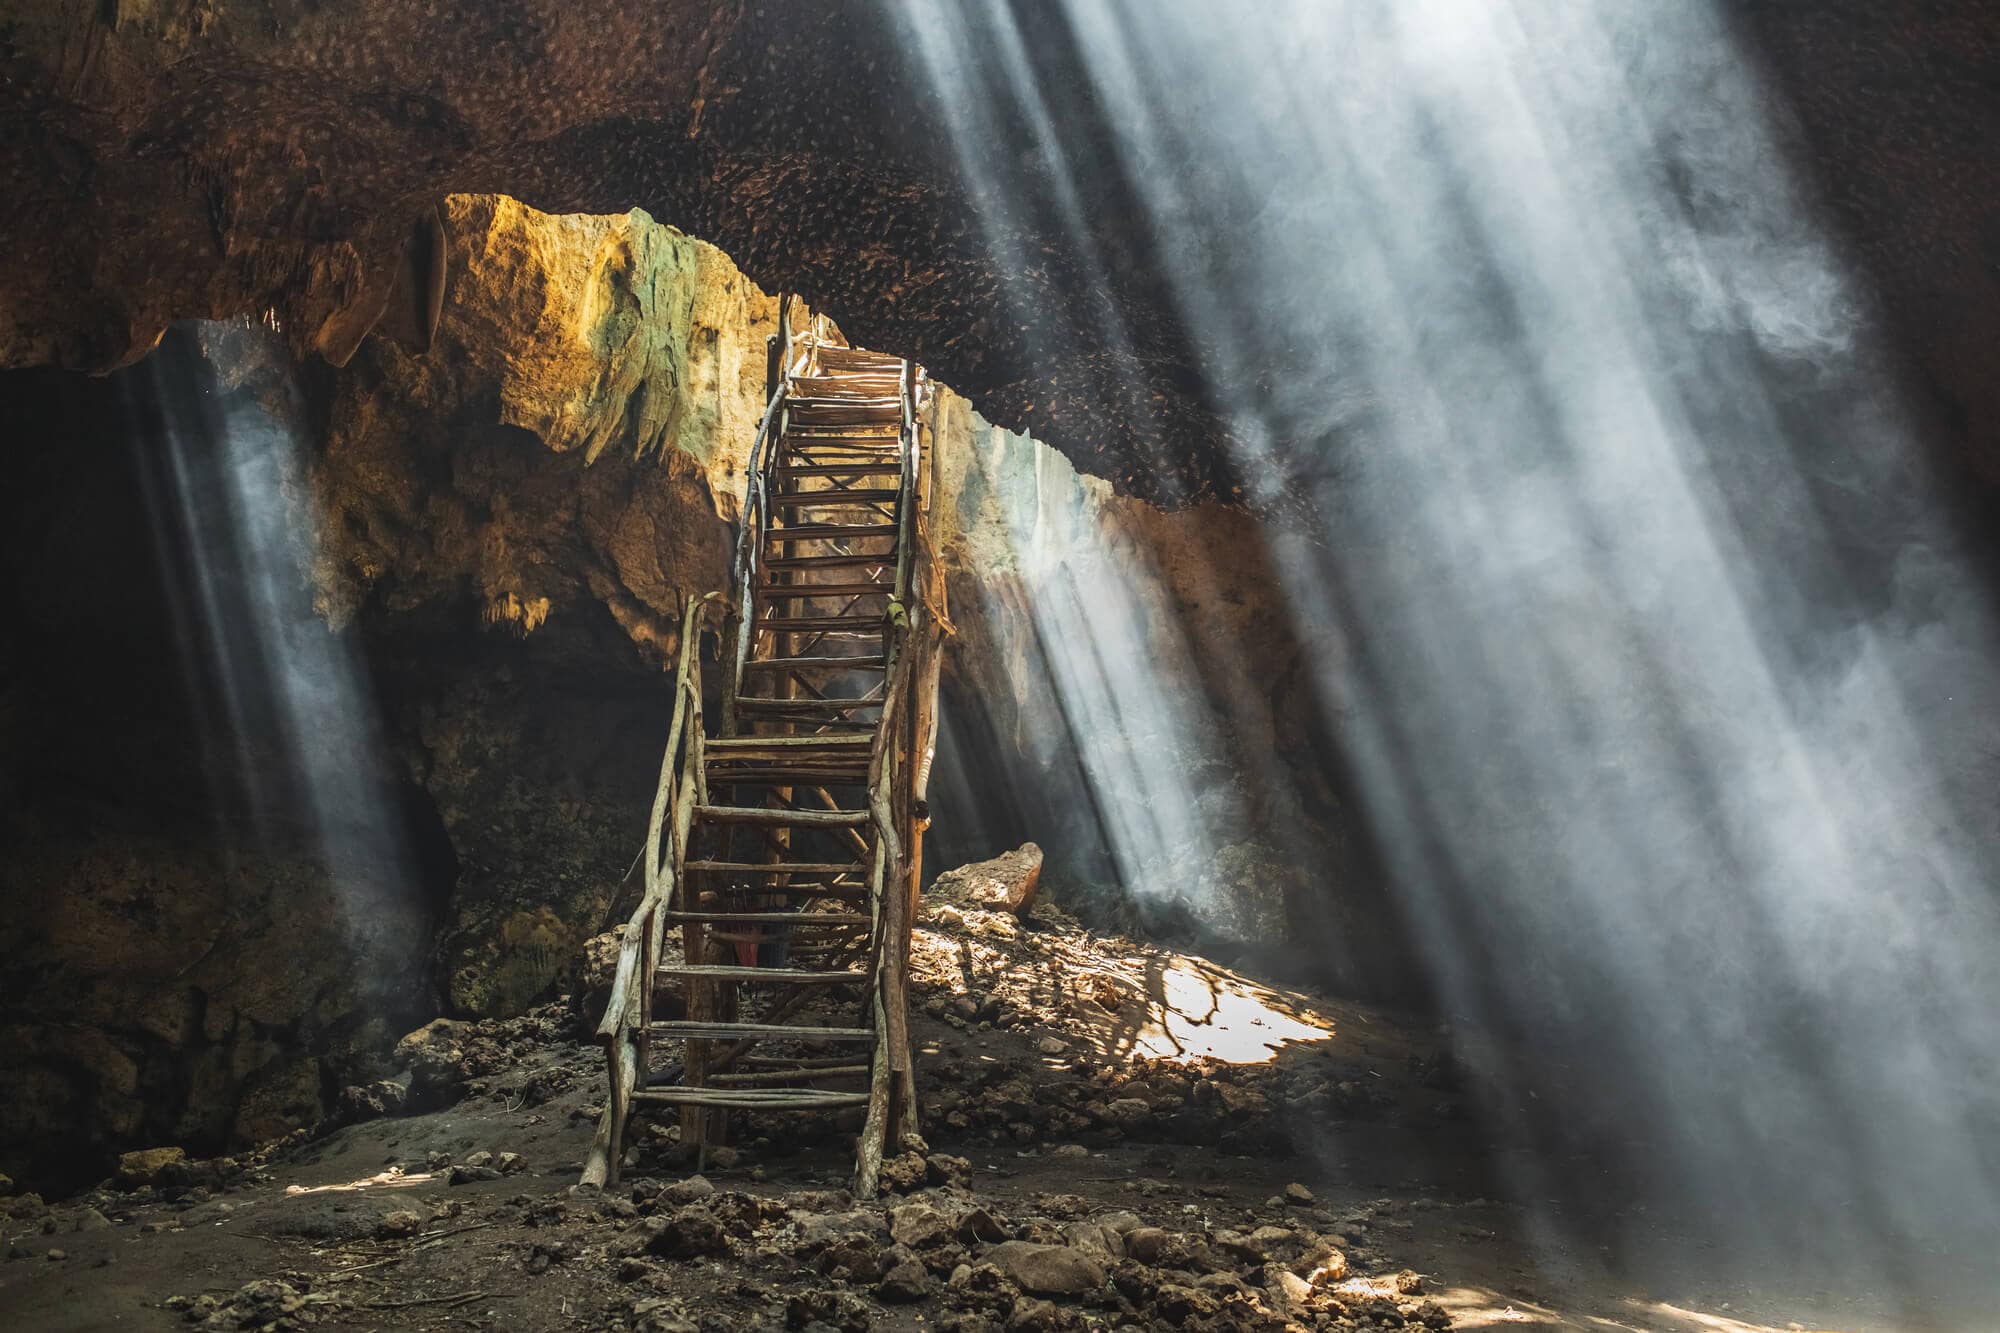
[911, 904, 1370, 1070]
[284, 1167, 433, 1196]
[1122, 957, 1332, 1064]
[1620, 1305, 1847, 1333]
[1437, 1283, 1850, 1332]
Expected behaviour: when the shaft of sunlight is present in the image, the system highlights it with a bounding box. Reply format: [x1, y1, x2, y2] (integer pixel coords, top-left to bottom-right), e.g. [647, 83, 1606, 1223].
[895, 0, 2000, 1316]
[138, 325, 417, 935]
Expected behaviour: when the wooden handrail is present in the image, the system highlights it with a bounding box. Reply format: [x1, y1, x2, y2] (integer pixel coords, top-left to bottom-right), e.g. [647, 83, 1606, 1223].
[597, 594, 713, 1043]
[724, 342, 815, 731]
[583, 592, 718, 1187]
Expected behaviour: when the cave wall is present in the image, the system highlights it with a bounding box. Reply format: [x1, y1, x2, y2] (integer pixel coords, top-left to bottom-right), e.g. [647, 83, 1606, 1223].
[4, 2, 1996, 503]
[0, 338, 441, 1195]
[0, 190, 1404, 1190]
[312, 194, 1401, 1005]
[310, 194, 775, 1018]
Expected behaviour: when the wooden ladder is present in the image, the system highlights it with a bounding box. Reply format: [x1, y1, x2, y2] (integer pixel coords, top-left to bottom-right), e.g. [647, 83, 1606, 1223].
[584, 301, 947, 1194]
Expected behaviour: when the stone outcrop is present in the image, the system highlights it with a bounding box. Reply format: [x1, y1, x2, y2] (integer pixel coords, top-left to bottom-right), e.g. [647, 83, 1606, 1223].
[315, 195, 765, 1016]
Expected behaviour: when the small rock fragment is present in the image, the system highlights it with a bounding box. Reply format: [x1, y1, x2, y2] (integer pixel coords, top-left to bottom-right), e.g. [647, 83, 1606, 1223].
[877, 1257, 932, 1302]
[375, 1210, 423, 1240]
[116, 1147, 186, 1188]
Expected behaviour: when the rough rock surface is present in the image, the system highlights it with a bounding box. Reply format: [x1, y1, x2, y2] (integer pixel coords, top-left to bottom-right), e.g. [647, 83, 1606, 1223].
[318, 194, 758, 1016]
[933, 843, 1045, 915]
[308, 194, 1407, 1009]
[0, 185, 1419, 1185]
[2, 4, 1997, 498]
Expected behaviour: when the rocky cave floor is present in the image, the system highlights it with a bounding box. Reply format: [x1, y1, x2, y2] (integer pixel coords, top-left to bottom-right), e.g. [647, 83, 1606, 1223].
[0, 900, 1865, 1333]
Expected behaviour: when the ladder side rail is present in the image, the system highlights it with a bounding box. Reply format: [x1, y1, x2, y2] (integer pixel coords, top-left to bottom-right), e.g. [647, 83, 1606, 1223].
[854, 621, 916, 1195]
[724, 340, 812, 735]
[584, 592, 714, 1186]
[891, 358, 919, 615]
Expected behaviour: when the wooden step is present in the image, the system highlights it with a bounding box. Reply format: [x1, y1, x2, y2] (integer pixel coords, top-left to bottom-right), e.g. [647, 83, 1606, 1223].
[685, 858, 866, 872]
[773, 464, 904, 479]
[781, 430, 902, 443]
[816, 345, 905, 369]
[657, 965, 868, 984]
[787, 396, 901, 411]
[705, 756, 870, 772]
[662, 910, 872, 925]
[790, 375, 903, 397]
[765, 523, 898, 542]
[755, 615, 885, 632]
[756, 620, 884, 636]
[743, 655, 888, 672]
[756, 581, 893, 599]
[649, 1020, 873, 1041]
[709, 1064, 870, 1087]
[762, 554, 895, 572]
[686, 884, 871, 901]
[771, 489, 900, 506]
[630, 1087, 872, 1110]
[705, 736, 873, 751]
[705, 770, 869, 787]
[693, 804, 869, 827]
[735, 697, 881, 714]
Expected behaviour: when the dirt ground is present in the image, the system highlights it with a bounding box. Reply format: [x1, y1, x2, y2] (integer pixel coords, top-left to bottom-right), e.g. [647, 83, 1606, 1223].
[0, 900, 1927, 1332]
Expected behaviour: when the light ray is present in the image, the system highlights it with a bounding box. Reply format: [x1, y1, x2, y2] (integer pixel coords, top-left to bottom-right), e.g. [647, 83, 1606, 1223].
[894, 0, 2000, 1318]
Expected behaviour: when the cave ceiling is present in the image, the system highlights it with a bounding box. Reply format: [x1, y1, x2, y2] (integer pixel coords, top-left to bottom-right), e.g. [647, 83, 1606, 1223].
[2, 0, 1997, 503]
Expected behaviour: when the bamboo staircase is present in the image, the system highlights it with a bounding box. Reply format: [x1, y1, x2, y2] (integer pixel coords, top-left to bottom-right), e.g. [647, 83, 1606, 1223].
[584, 303, 947, 1194]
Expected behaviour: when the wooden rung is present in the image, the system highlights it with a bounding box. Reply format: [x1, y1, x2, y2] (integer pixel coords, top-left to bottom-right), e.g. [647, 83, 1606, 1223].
[685, 859, 867, 873]
[735, 697, 881, 713]
[656, 965, 867, 984]
[705, 770, 869, 787]
[711, 931, 867, 949]
[649, 1020, 873, 1041]
[765, 524, 898, 542]
[786, 396, 901, 410]
[630, 1088, 872, 1109]
[703, 754, 872, 767]
[790, 372, 903, 389]
[709, 1065, 870, 1087]
[756, 582, 892, 599]
[743, 655, 888, 671]
[771, 489, 900, 505]
[693, 804, 869, 827]
[704, 755, 871, 768]
[662, 911, 872, 925]
[754, 615, 883, 632]
[773, 465, 903, 478]
[696, 880, 868, 892]
[704, 736, 873, 751]
[762, 555, 895, 571]
[815, 347, 905, 370]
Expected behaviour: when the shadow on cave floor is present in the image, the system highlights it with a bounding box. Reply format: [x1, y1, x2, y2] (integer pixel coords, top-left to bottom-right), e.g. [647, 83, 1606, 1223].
[0, 896, 1940, 1333]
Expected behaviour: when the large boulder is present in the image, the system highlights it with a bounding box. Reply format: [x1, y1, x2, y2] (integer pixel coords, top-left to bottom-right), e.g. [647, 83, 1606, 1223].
[981, 1240, 1107, 1298]
[933, 843, 1044, 916]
